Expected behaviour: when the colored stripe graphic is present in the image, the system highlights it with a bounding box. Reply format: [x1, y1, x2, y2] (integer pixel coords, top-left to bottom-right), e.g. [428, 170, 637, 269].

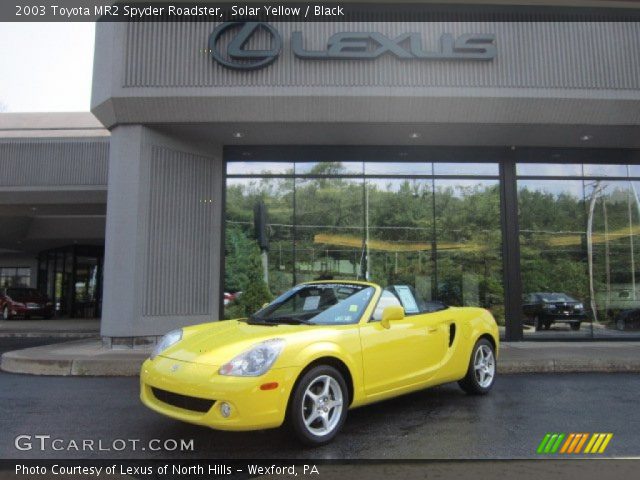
[539, 433, 613, 454]
[537, 434, 552, 454]
[574, 433, 588, 453]
[537, 433, 565, 454]
[584, 433, 614, 454]
[560, 433, 575, 453]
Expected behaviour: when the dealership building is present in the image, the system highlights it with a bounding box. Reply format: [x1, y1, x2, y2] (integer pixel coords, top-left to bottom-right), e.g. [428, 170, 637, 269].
[2, 3, 640, 343]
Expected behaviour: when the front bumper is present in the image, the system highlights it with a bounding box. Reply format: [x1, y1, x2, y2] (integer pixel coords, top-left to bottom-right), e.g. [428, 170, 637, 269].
[140, 357, 299, 431]
[543, 313, 587, 323]
[11, 305, 53, 318]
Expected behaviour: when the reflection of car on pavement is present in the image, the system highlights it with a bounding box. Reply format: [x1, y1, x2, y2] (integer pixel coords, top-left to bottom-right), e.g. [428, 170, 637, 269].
[522, 292, 587, 331]
[614, 309, 640, 331]
[141, 280, 499, 446]
[0, 288, 54, 320]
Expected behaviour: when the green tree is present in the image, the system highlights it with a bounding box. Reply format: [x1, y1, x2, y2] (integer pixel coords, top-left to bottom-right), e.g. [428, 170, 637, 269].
[235, 250, 273, 317]
[224, 226, 272, 318]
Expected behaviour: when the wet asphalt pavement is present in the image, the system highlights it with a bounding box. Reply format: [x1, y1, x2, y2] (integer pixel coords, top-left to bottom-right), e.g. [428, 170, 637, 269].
[1, 337, 639, 460]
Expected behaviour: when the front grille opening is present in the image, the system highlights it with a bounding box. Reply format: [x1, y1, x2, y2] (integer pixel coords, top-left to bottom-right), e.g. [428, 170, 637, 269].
[151, 387, 215, 413]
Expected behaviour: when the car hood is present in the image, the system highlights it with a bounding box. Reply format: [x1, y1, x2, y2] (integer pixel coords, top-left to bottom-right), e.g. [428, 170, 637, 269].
[157, 319, 330, 367]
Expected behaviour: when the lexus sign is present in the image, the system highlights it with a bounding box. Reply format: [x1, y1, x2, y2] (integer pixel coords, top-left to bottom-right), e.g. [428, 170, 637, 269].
[209, 22, 497, 70]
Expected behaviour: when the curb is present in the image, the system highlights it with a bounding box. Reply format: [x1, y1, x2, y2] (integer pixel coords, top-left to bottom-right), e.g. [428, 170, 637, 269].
[0, 339, 148, 376]
[499, 360, 640, 374]
[0, 332, 99, 339]
[1, 352, 147, 376]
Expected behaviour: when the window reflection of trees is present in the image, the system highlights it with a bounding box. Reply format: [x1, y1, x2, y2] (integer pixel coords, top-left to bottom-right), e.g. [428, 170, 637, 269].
[518, 166, 640, 336]
[225, 163, 504, 324]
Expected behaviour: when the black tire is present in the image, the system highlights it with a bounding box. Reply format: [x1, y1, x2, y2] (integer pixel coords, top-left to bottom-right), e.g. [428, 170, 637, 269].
[570, 322, 581, 331]
[616, 318, 626, 331]
[288, 365, 348, 447]
[543, 321, 552, 330]
[2, 306, 10, 321]
[458, 338, 497, 395]
[534, 316, 543, 332]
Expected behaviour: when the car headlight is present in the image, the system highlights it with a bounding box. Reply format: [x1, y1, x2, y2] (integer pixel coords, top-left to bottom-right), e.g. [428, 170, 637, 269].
[219, 339, 285, 377]
[150, 328, 183, 360]
[575, 303, 584, 310]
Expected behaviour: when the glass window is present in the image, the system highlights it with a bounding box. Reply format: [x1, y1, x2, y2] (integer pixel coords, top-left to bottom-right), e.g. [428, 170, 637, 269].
[518, 179, 591, 338]
[434, 179, 504, 326]
[585, 180, 640, 338]
[224, 177, 295, 318]
[583, 164, 629, 177]
[0, 267, 31, 288]
[628, 165, 640, 178]
[517, 163, 583, 177]
[224, 158, 503, 327]
[366, 178, 435, 304]
[295, 162, 363, 175]
[295, 177, 364, 282]
[226, 162, 294, 175]
[434, 163, 499, 176]
[365, 162, 432, 176]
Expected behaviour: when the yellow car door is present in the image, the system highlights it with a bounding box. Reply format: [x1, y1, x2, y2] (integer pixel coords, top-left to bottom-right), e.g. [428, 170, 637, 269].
[359, 297, 449, 397]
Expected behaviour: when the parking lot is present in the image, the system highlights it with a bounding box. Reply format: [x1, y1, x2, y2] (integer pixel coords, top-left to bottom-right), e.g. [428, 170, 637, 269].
[1, 338, 639, 460]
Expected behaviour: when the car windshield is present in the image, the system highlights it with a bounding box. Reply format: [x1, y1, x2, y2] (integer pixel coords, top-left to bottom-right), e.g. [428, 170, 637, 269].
[539, 293, 577, 303]
[7, 288, 42, 299]
[251, 283, 375, 325]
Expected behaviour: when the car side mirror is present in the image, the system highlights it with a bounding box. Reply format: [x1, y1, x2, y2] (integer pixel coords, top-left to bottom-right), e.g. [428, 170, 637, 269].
[381, 305, 405, 329]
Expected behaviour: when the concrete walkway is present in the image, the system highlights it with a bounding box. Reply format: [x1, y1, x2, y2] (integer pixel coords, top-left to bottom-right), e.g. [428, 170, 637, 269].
[2, 339, 640, 376]
[0, 318, 100, 338]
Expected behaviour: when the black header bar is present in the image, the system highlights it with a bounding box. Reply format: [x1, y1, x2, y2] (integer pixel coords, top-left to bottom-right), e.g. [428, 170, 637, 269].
[2, 2, 640, 22]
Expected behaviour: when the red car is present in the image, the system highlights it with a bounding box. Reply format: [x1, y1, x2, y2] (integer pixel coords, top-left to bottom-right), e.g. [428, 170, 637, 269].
[0, 288, 54, 320]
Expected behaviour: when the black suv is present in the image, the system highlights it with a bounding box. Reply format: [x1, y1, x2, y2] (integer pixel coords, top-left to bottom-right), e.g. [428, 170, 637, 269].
[522, 292, 587, 331]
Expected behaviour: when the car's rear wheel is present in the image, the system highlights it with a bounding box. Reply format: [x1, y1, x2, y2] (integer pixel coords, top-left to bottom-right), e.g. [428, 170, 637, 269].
[2, 306, 9, 321]
[288, 365, 348, 447]
[570, 322, 581, 331]
[458, 338, 496, 395]
[616, 318, 626, 331]
[534, 316, 543, 331]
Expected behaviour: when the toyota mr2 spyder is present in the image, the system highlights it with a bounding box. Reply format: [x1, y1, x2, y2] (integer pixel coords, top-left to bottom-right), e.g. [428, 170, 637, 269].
[140, 281, 499, 446]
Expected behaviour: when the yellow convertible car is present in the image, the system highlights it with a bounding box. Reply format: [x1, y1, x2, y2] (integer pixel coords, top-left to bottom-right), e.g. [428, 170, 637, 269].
[140, 281, 499, 446]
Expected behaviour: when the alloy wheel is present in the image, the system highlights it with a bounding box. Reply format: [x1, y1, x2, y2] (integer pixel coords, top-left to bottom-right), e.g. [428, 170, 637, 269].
[301, 374, 344, 437]
[473, 344, 495, 388]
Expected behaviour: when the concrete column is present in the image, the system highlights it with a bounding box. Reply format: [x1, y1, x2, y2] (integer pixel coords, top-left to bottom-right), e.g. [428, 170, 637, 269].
[101, 125, 223, 347]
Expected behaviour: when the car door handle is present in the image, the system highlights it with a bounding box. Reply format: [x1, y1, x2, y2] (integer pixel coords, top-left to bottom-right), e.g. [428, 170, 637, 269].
[427, 327, 438, 333]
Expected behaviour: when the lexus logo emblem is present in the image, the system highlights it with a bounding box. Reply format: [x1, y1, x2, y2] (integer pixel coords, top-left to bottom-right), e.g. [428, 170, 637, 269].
[209, 22, 282, 70]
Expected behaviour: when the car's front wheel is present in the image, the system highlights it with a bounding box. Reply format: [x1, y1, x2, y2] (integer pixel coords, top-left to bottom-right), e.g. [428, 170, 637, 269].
[570, 322, 581, 331]
[288, 365, 348, 447]
[616, 318, 626, 331]
[458, 338, 496, 395]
